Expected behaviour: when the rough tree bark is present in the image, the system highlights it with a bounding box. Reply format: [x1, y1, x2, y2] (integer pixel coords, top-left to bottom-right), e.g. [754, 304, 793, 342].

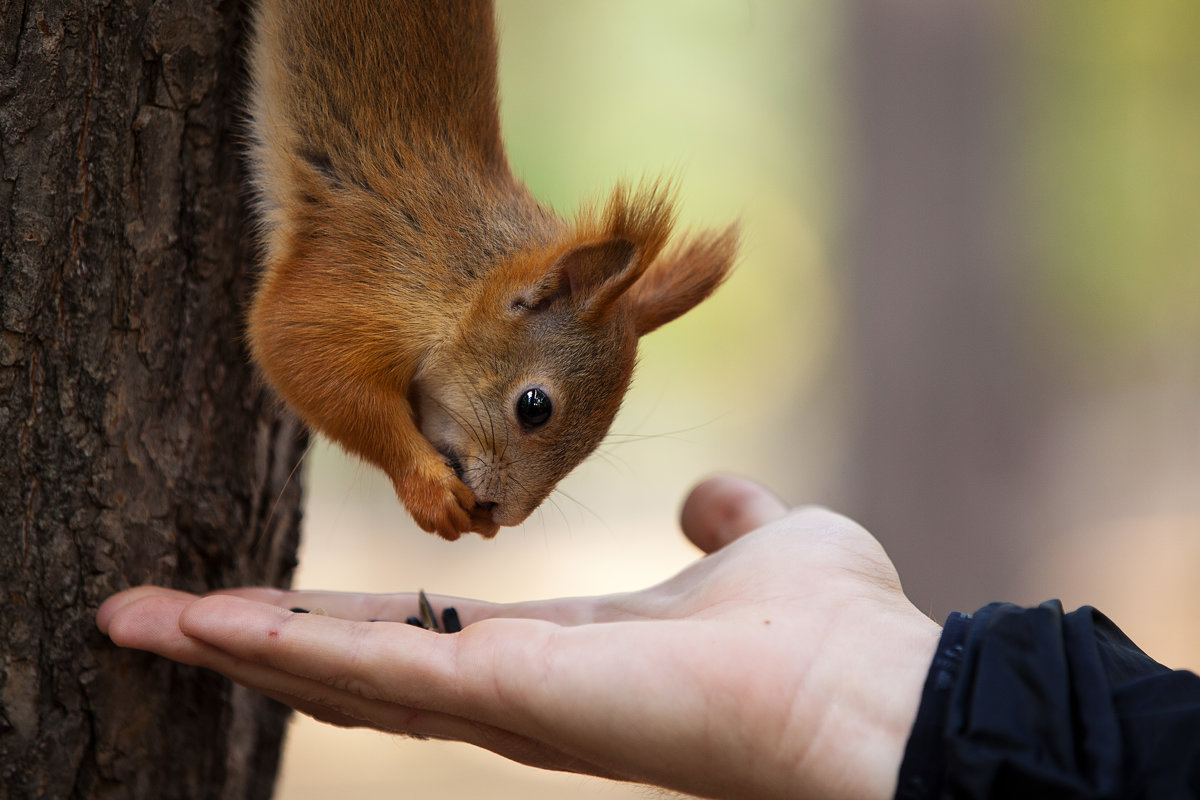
[1, 2, 306, 798]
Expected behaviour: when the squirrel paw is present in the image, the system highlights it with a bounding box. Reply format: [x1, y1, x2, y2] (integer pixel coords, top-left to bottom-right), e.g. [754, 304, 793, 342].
[395, 466, 477, 541]
[469, 506, 500, 539]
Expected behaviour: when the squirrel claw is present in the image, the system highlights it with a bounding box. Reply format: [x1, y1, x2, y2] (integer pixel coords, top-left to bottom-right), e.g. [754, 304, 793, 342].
[469, 507, 500, 539]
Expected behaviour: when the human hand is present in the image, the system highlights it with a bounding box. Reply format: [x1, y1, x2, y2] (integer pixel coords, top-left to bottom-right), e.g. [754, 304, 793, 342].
[97, 477, 940, 800]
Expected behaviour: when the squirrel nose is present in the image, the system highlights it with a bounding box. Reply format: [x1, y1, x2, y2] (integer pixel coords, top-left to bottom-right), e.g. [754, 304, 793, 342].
[475, 500, 497, 515]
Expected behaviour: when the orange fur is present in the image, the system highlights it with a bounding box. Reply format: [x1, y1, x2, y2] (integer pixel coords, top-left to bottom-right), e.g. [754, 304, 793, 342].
[246, 0, 737, 539]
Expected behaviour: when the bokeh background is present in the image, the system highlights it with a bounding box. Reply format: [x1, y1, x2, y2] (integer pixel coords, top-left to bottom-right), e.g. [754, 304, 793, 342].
[275, 1, 1200, 797]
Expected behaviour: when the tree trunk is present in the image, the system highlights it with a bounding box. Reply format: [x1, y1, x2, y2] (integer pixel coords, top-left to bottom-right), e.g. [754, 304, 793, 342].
[1, 2, 306, 798]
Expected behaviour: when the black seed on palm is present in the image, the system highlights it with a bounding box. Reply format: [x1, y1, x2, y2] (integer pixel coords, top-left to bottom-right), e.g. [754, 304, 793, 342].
[517, 388, 552, 428]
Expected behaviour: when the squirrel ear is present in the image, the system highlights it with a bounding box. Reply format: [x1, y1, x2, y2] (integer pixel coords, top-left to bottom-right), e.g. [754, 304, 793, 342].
[515, 237, 640, 314]
[628, 224, 738, 336]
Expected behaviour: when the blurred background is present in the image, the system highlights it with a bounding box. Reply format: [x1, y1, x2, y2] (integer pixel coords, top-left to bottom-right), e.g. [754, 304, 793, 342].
[276, 1, 1200, 797]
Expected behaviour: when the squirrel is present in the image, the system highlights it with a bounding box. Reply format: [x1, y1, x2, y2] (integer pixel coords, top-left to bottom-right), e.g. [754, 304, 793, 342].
[245, 0, 738, 540]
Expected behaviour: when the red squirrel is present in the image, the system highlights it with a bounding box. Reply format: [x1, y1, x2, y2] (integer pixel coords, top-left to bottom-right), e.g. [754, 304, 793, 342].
[246, 0, 737, 540]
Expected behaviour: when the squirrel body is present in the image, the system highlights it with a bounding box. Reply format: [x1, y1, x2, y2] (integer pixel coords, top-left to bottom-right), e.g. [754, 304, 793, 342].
[247, 0, 737, 539]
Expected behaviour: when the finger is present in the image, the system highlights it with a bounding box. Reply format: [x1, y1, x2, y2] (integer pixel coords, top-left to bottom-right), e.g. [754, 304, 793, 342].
[177, 595, 609, 740]
[177, 596, 668, 783]
[97, 585, 202, 633]
[216, 587, 616, 628]
[105, 594, 455, 733]
[105, 596, 453, 735]
[680, 476, 789, 554]
[176, 597, 625, 765]
[102, 593, 624, 780]
[250, 684, 621, 781]
[179, 595, 478, 707]
[214, 587, 427, 622]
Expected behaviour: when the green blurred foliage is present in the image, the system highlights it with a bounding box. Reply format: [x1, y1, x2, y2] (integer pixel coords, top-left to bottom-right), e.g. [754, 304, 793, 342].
[1023, 0, 1200, 367]
[494, 0, 838, 428]
[493, 0, 1200, 398]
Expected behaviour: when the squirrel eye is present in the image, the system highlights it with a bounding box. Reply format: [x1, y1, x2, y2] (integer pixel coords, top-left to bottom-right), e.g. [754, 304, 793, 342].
[516, 388, 553, 430]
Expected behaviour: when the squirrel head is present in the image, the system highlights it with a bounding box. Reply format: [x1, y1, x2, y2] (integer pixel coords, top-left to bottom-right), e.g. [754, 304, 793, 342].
[411, 183, 737, 529]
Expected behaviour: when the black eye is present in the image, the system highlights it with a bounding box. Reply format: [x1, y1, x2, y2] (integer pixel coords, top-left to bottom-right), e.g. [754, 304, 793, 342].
[516, 387, 553, 430]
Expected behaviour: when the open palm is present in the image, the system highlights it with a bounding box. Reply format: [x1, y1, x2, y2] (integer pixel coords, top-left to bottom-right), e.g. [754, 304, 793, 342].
[98, 478, 939, 800]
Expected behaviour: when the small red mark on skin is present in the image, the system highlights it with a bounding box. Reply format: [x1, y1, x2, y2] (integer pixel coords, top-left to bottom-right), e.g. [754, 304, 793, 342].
[763, 620, 771, 626]
[268, 630, 280, 639]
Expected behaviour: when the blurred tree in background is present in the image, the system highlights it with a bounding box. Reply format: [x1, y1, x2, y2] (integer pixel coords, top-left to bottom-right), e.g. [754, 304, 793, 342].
[841, 0, 1037, 615]
[841, 0, 1200, 618]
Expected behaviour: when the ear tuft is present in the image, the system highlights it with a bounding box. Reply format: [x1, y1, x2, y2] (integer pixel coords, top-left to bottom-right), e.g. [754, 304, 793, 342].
[527, 180, 735, 327]
[628, 223, 739, 335]
[572, 180, 677, 276]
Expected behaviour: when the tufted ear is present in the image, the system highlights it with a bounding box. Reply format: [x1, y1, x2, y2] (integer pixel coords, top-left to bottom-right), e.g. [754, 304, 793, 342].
[512, 237, 640, 316]
[628, 224, 738, 335]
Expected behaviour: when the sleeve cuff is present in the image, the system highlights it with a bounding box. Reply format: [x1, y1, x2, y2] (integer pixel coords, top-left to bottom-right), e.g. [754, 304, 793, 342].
[893, 610, 972, 800]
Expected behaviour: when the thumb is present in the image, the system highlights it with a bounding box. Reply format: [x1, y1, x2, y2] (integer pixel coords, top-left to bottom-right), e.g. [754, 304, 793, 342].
[680, 476, 789, 555]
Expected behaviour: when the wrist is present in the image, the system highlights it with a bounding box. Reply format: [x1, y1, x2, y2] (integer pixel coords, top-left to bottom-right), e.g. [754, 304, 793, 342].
[802, 604, 942, 800]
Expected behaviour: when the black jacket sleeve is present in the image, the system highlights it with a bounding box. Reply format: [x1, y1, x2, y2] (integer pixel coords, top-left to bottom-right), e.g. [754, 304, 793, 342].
[895, 600, 1200, 799]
